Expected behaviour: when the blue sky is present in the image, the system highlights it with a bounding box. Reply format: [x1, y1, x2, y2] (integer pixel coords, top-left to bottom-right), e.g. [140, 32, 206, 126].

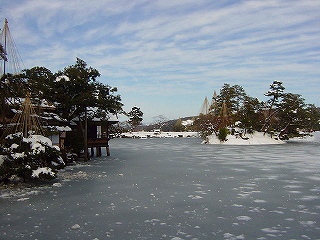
[1, 0, 320, 123]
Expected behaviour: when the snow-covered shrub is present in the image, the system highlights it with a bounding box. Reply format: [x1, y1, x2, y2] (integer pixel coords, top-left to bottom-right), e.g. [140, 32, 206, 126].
[0, 133, 65, 182]
[31, 167, 55, 180]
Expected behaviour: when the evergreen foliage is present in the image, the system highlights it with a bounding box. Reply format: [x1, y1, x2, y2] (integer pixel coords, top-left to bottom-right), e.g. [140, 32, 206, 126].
[215, 84, 246, 115]
[0, 133, 64, 182]
[0, 58, 123, 182]
[173, 118, 184, 132]
[218, 127, 229, 142]
[0, 73, 26, 128]
[16, 58, 123, 155]
[0, 43, 7, 61]
[127, 106, 143, 130]
[261, 80, 285, 132]
[194, 81, 320, 140]
[193, 114, 221, 139]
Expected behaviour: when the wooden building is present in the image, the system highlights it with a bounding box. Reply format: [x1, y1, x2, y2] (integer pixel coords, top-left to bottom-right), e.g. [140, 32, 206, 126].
[0, 95, 71, 150]
[87, 113, 119, 157]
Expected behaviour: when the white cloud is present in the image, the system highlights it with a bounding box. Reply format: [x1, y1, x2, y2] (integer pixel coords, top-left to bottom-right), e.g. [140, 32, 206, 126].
[2, 0, 320, 122]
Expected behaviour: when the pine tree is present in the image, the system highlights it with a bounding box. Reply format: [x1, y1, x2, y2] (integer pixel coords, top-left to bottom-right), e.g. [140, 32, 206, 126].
[261, 80, 285, 133]
[127, 106, 143, 131]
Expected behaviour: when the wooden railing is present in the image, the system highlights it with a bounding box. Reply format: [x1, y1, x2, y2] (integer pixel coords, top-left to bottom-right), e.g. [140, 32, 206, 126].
[87, 138, 109, 147]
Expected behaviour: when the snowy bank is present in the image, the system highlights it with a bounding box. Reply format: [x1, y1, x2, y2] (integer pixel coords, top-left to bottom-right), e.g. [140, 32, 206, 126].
[286, 131, 320, 143]
[121, 131, 199, 139]
[205, 131, 285, 145]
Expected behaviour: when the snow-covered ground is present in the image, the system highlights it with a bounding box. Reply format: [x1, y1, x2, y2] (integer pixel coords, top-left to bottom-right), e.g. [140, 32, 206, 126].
[1, 137, 320, 239]
[206, 131, 285, 145]
[206, 131, 320, 145]
[121, 131, 199, 138]
[287, 131, 320, 143]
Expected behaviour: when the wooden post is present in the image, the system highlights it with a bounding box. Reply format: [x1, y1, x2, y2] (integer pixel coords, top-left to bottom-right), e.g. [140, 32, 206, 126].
[106, 144, 110, 156]
[84, 108, 88, 161]
[91, 147, 94, 157]
[106, 123, 110, 156]
[96, 147, 101, 157]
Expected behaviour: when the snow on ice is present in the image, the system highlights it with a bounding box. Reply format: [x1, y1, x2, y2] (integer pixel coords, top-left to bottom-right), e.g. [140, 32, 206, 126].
[1, 135, 320, 239]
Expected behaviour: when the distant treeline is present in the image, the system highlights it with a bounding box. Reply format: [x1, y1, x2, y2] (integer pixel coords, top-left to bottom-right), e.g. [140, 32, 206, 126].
[191, 81, 320, 139]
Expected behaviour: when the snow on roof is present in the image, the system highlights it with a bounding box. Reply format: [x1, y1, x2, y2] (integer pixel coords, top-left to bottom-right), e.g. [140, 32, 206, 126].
[6, 97, 55, 109]
[91, 114, 119, 122]
[46, 126, 72, 132]
[52, 114, 67, 122]
[72, 114, 118, 123]
[40, 99, 55, 109]
[5, 97, 23, 105]
[11, 108, 22, 114]
[40, 111, 68, 123]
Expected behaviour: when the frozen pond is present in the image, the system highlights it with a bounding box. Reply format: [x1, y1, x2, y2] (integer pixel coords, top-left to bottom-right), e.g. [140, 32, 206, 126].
[1, 138, 320, 239]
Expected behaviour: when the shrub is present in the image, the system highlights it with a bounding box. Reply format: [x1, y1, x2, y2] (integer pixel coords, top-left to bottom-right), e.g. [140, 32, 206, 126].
[0, 133, 65, 182]
[218, 127, 229, 142]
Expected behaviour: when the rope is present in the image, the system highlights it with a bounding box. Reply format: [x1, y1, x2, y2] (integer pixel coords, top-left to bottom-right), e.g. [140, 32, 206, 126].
[1, 93, 46, 140]
[0, 18, 25, 76]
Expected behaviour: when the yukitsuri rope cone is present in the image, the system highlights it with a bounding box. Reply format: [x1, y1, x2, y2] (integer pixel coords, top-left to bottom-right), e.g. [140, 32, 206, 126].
[1, 92, 45, 141]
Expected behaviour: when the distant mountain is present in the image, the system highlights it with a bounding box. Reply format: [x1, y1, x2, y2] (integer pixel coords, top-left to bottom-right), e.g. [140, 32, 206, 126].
[142, 116, 197, 132]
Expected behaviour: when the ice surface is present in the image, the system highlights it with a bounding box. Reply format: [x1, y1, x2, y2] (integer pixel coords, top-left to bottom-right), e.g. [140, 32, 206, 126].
[1, 137, 320, 239]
